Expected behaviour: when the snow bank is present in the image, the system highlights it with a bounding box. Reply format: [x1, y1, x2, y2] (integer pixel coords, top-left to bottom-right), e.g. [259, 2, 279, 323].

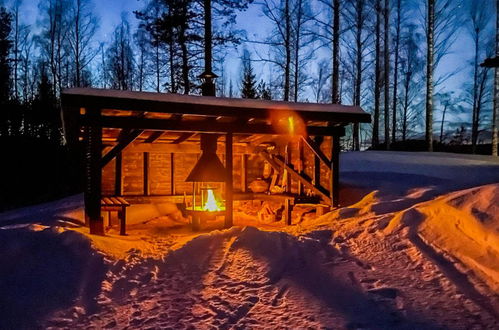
[0, 194, 84, 226]
[341, 151, 499, 204]
[0, 225, 106, 329]
[385, 183, 499, 292]
[54, 226, 430, 329]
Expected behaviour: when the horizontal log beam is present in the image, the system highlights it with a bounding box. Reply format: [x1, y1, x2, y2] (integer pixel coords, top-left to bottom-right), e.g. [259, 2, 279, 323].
[125, 142, 257, 154]
[79, 115, 345, 136]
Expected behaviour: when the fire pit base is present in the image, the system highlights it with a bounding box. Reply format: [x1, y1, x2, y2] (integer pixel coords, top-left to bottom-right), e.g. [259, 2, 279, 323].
[185, 208, 226, 231]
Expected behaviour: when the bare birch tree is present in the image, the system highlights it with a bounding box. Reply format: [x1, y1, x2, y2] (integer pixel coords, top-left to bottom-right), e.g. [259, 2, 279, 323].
[332, 0, 340, 104]
[312, 0, 341, 103]
[425, 0, 435, 151]
[467, 1, 493, 153]
[66, 0, 97, 87]
[37, 0, 70, 94]
[372, 0, 382, 147]
[106, 14, 135, 91]
[383, 0, 390, 149]
[11, 0, 21, 100]
[391, 0, 401, 143]
[346, 0, 368, 150]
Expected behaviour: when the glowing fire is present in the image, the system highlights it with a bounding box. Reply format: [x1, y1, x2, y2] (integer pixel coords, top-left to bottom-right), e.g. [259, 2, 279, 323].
[203, 189, 221, 212]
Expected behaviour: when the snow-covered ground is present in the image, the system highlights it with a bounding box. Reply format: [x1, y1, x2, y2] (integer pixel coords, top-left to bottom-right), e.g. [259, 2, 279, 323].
[1, 151, 498, 329]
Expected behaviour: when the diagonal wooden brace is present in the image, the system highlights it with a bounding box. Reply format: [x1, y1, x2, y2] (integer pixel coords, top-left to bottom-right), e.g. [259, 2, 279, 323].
[258, 151, 332, 204]
[101, 129, 143, 168]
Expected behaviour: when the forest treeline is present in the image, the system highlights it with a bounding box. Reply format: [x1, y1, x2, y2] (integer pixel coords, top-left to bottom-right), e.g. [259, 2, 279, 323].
[0, 0, 497, 153]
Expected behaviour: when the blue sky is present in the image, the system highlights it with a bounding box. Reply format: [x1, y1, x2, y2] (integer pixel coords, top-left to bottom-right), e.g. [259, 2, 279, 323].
[10, 0, 488, 107]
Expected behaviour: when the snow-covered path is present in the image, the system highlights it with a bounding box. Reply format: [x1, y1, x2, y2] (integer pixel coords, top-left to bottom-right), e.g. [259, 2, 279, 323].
[44, 224, 498, 329]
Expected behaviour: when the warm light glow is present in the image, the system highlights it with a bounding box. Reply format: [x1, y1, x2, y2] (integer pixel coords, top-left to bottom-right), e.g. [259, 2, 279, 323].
[268, 108, 307, 138]
[203, 189, 221, 212]
[288, 116, 295, 135]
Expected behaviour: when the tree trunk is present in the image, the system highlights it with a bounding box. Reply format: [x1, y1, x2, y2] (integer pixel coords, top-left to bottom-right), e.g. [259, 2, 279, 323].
[169, 43, 176, 93]
[471, 27, 480, 153]
[74, 0, 81, 87]
[13, 1, 19, 99]
[391, 0, 401, 143]
[474, 69, 488, 148]
[493, 0, 499, 156]
[284, 0, 291, 101]
[180, 34, 190, 94]
[440, 104, 447, 143]
[332, 0, 341, 104]
[156, 43, 161, 92]
[372, 0, 381, 148]
[293, 0, 303, 102]
[353, 0, 364, 151]
[383, 0, 390, 150]
[426, 0, 435, 152]
[168, 6, 176, 93]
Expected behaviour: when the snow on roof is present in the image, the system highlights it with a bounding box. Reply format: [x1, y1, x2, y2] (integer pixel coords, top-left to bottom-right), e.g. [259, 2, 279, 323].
[61, 88, 371, 123]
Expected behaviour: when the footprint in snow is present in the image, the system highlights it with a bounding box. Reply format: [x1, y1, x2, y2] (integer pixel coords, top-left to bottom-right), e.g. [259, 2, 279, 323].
[271, 285, 289, 307]
[367, 287, 399, 299]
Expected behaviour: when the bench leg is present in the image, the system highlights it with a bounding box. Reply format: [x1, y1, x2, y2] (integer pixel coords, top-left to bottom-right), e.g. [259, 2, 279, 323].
[119, 208, 126, 236]
[192, 215, 200, 231]
[285, 199, 292, 225]
[316, 206, 324, 217]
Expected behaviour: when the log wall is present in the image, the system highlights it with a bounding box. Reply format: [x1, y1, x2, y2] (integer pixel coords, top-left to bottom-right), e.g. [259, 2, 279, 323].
[101, 137, 335, 197]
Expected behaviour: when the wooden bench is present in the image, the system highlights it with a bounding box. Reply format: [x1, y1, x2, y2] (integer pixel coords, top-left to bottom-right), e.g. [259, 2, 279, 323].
[101, 197, 130, 235]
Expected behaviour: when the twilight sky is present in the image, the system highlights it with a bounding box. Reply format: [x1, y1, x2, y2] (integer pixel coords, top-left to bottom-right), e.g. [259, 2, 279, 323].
[10, 0, 482, 112]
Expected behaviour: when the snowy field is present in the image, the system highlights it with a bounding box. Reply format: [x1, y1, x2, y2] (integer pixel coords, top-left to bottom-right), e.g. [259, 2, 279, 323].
[1, 151, 498, 329]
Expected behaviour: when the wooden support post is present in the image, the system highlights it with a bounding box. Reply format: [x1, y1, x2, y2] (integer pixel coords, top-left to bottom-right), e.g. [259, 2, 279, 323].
[241, 154, 247, 192]
[170, 153, 176, 195]
[285, 143, 292, 193]
[119, 209, 127, 236]
[192, 215, 200, 231]
[331, 135, 340, 207]
[115, 152, 123, 196]
[313, 136, 324, 189]
[84, 107, 104, 235]
[298, 139, 304, 195]
[225, 133, 233, 228]
[284, 198, 292, 225]
[143, 152, 150, 196]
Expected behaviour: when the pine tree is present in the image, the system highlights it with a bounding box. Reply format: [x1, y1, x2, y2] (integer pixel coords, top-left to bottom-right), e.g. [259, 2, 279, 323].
[257, 80, 272, 100]
[31, 64, 60, 142]
[241, 50, 257, 99]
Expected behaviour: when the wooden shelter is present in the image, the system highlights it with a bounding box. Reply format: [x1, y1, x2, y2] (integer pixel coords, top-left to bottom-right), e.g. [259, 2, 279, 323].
[61, 88, 370, 235]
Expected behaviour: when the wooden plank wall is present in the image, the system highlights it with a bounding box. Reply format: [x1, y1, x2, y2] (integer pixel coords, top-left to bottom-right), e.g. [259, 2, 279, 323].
[101, 137, 335, 197]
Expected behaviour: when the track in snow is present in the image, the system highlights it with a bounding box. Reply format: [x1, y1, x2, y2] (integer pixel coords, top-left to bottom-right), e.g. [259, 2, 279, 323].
[44, 225, 499, 329]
